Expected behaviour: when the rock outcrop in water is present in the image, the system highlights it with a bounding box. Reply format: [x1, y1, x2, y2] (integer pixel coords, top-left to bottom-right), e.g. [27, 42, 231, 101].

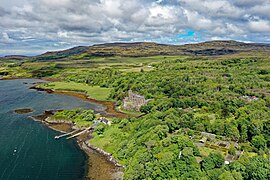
[14, 108, 33, 114]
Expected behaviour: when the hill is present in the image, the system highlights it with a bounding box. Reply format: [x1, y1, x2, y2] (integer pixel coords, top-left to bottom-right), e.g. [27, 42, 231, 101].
[34, 40, 270, 60]
[2, 40, 270, 61]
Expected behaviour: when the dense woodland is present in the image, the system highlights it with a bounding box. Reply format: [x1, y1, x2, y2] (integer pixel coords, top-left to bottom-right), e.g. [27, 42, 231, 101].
[53, 56, 270, 179]
[1, 51, 270, 179]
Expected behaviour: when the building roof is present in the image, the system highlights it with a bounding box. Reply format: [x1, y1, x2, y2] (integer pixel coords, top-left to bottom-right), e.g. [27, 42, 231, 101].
[100, 117, 109, 123]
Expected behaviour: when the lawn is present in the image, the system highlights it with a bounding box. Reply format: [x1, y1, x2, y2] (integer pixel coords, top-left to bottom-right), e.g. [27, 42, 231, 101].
[89, 124, 129, 165]
[39, 81, 112, 101]
[89, 125, 118, 153]
[199, 146, 224, 157]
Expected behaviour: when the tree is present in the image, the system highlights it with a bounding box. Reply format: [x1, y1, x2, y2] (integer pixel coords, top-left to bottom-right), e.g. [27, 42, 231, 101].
[153, 125, 169, 140]
[140, 104, 152, 114]
[202, 152, 224, 171]
[229, 147, 236, 156]
[202, 156, 215, 171]
[218, 171, 235, 180]
[246, 156, 270, 180]
[206, 168, 225, 180]
[251, 135, 266, 150]
[217, 170, 243, 180]
[95, 124, 105, 135]
[231, 170, 243, 180]
[224, 122, 240, 139]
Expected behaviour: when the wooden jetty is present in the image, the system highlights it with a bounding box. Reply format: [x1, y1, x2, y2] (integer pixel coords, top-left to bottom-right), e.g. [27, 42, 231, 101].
[54, 129, 80, 139]
[66, 127, 91, 140]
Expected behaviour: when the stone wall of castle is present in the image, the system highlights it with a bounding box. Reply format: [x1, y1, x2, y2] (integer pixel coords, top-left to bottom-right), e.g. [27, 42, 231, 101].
[123, 90, 149, 111]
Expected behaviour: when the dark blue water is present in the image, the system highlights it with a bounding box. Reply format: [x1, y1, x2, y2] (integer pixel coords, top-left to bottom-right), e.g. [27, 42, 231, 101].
[0, 79, 104, 180]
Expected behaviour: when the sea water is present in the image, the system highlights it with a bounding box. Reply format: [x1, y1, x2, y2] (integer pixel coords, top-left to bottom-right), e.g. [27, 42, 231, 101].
[0, 79, 104, 180]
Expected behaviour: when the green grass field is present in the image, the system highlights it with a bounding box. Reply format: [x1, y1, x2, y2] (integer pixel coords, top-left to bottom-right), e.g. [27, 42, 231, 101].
[199, 146, 222, 157]
[0, 55, 188, 79]
[39, 81, 112, 101]
[89, 125, 117, 153]
[89, 124, 128, 164]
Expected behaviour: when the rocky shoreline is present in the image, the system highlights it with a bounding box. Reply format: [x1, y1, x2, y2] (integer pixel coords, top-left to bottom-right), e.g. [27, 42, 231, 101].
[81, 142, 124, 179]
[83, 141, 124, 168]
[30, 86, 128, 119]
[29, 110, 124, 180]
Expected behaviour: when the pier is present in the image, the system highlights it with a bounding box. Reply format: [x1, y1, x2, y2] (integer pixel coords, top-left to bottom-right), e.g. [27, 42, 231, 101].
[66, 127, 91, 139]
[54, 129, 80, 139]
[54, 127, 91, 140]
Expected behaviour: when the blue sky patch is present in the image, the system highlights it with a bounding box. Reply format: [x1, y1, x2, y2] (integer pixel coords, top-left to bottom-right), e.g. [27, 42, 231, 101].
[177, 30, 195, 39]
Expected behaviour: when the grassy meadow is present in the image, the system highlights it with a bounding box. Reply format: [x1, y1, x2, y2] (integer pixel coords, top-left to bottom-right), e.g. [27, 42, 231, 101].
[38, 81, 112, 101]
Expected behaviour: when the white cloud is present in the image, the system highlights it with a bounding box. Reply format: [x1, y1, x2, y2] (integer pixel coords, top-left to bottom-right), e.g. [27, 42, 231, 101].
[233, 0, 267, 7]
[183, 9, 213, 30]
[248, 19, 270, 32]
[213, 23, 245, 35]
[0, 32, 15, 43]
[57, 31, 68, 38]
[41, 0, 72, 8]
[0, 0, 270, 54]
[181, 0, 243, 18]
[250, 4, 270, 18]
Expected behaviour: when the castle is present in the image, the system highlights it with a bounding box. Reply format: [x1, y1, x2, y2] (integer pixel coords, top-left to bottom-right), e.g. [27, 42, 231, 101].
[123, 90, 149, 111]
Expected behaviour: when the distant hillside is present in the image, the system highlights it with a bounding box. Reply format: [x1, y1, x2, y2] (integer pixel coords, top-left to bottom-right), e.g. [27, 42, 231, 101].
[0, 55, 29, 61]
[34, 46, 89, 61]
[182, 41, 270, 55]
[2, 41, 270, 61]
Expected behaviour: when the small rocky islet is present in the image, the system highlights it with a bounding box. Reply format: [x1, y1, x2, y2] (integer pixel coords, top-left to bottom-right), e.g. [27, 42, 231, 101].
[14, 108, 33, 114]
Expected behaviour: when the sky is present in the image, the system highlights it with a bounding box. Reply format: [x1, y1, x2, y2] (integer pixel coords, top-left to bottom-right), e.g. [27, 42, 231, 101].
[0, 0, 270, 55]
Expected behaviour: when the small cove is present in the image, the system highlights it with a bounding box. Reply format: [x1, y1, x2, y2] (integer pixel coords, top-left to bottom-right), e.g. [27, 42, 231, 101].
[0, 79, 109, 180]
